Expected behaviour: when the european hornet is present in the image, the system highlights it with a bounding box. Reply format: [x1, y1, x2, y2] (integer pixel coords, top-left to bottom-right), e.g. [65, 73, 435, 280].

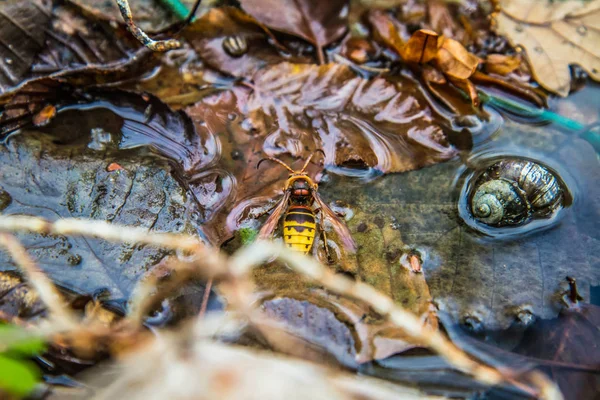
[257, 152, 356, 258]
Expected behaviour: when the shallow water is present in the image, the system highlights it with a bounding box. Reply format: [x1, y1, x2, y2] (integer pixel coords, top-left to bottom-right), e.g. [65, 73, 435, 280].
[320, 91, 600, 330]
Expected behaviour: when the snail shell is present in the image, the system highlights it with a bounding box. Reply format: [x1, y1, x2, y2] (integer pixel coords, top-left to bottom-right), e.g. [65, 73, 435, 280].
[470, 159, 564, 226]
[222, 36, 248, 57]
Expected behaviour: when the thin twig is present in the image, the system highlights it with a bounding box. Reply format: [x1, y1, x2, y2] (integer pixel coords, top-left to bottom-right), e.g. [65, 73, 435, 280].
[198, 278, 213, 319]
[0, 233, 78, 328]
[0, 215, 562, 399]
[116, 0, 181, 51]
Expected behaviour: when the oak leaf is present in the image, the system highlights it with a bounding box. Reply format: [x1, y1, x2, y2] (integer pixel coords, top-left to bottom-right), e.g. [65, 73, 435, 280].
[494, 0, 600, 96]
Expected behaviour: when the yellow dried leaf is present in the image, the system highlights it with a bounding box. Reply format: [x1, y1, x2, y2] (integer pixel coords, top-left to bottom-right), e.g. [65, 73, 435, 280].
[494, 0, 600, 96]
[401, 29, 440, 64]
[367, 10, 405, 55]
[435, 37, 481, 80]
[447, 76, 480, 107]
[484, 54, 521, 76]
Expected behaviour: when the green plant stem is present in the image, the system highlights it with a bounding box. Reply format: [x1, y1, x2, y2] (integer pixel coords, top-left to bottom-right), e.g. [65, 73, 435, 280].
[478, 90, 585, 131]
[158, 0, 190, 21]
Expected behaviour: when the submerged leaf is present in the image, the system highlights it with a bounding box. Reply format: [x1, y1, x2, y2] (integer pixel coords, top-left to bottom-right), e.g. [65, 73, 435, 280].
[514, 283, 600, 400]
[184, 7, 297, 77]
[494, 0, 600, 96]
[0, 90, 220, 300]
[239, 0, 348, 63]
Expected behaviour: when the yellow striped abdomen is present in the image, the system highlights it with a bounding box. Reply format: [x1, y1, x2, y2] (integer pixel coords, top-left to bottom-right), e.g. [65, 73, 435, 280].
[283, 206, 316, 255]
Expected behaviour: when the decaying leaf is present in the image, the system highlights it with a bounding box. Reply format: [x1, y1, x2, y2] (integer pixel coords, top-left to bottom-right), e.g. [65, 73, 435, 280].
[261, 292, 432, 366]
[186, 62, 465, 245]
[401, 29, 440, 64]
[514, 279, 600, 400]
[0, 0, 153, 97]
[494, 0, 600, 96]
[0, 272, 44, 321]
[367, 10, 407, 57]
[184, 7, 307, 78]
[0, 90, 222, 300]
[239, 0, 348, 63]
[484, 54, 522, 76]
[0, 0, 51, 92]
[435, 37, 481, 80]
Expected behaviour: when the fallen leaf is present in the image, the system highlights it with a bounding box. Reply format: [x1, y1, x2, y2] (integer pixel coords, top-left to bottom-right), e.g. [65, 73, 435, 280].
[0, 1, 155, 97]
[0, 272, 44, 321]
[106, 163, 124, 172]
[494, 0, 600, 96]
[484, 54, 522, 76]
[32, 105, 56, 127]
[0, 90, 220, 300]
[435, 37, 481, 80]
[447, 76, 480, 107]
[514, 279, 600, 400]
[184, 7, 308, 78]
[0, 1, 51, 92]
[186, 62, 463, 244]
[367, 10, 407, 57]
[261, 291, 431, 366]
[401, 29, 440, 64]
[239, 0, 348, 64]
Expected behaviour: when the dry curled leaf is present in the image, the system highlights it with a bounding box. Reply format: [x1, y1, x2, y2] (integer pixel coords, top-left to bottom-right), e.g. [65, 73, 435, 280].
[238, 0, 348, 64]
[484, 54, 522, 76]
[401, 29, 440, 64]
[435, 37, 481, 80]
[494, 0, 600, 96]
[367, 10, 407, 57]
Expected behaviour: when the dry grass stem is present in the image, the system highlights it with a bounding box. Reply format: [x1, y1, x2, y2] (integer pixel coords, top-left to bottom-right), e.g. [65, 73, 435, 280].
[0, 215, 205, 252]
[0, 233, 78, 328]
[0, 215, 562, 399]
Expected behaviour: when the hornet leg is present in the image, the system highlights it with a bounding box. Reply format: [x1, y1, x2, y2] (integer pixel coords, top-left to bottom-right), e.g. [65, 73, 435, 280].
[316, 208, 333, 264]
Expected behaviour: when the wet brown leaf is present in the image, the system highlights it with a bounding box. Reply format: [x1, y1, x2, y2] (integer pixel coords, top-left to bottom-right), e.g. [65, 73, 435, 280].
[367, 10, 407, 57]
[494, 0, 600, 96]
[0, 272, 44, 321]
[261, 292, 430, 366]
[514, 283, 600, 400]
[401, 29, 440, 64]
[447, 76, 480, 107]
[184, 7, 306, 78]
[0, 0, 51, 92]
[239, 0, 348, 64]
[0, 0, 154, 97]
[484, 54, 522, 76]
[186, 62, 460, 244]
[435, 37, 481, 80]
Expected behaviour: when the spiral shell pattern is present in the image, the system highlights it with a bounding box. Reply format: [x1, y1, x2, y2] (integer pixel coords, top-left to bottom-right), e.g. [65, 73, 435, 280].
[469, 159, 564, 227]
